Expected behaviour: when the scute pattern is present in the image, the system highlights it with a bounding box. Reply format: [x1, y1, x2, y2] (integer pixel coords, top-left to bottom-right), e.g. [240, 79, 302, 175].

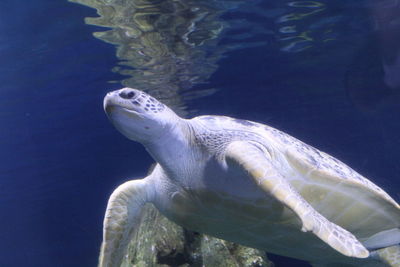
[195, 128, 265, 155]
[194, 115, 399, 209]
[287, 140, 399, 208]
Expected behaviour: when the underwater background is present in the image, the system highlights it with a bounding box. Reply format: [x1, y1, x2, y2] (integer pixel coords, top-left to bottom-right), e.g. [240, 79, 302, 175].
[1, 0, 400, 266]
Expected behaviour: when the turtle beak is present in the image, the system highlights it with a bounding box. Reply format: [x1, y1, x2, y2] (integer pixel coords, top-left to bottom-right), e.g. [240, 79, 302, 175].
[103, 89, 144, 120]
[104, 90, 132, 114]
[103, 91, 123, 114]
[104, 88, 143, 112]
[103, 91, 116, 114]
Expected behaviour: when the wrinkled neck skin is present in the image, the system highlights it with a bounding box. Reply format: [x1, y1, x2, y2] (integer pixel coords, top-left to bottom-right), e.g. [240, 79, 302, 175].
[142, 118, 200, 180]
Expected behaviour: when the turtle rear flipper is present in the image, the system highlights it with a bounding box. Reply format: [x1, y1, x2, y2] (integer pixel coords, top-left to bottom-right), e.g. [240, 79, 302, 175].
[225, 141, 369, 258]
[363, 228, 400, 250]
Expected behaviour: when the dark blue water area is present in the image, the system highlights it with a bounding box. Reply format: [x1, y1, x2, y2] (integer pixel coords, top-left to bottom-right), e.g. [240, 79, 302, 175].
[1, 0, 400, 267]
[0, 1, 154, 266]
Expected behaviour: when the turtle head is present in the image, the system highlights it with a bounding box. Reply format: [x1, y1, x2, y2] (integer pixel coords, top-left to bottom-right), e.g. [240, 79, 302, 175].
[104, 88, 181, 143]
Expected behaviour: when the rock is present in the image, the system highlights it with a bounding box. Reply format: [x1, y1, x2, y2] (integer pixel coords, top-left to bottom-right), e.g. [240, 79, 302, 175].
[121, 204, 274, 267]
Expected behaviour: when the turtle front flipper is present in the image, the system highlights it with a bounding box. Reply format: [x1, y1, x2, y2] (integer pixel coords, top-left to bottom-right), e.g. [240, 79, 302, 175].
[99, 178, 154, 267]
[224, 141, 369, 259]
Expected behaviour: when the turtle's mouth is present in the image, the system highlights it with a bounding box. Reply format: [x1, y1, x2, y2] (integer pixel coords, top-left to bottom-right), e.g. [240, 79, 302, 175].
[103, 93, 144, 119]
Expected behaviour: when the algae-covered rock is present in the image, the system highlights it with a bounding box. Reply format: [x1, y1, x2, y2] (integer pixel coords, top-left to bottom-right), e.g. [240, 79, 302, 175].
[121, 204, 274, 267]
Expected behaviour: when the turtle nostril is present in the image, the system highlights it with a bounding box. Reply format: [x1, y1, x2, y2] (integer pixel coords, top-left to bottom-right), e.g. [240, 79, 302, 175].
[119, 90, 136, 99]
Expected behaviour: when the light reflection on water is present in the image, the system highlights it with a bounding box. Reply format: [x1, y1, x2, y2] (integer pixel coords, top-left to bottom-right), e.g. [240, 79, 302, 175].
[69, 0, 400, 115]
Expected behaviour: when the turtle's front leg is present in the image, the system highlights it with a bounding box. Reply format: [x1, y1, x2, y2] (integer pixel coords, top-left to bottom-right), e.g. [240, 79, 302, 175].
[224, 141, 369, 259]
[99, 178, 153, 267]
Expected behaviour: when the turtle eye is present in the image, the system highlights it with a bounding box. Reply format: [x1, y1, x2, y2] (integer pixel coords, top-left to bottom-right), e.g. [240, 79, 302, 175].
[119, 90, 136, 99]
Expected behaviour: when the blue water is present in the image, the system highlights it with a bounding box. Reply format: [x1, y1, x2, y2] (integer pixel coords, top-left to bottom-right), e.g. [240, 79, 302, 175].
[1, 0, 400, 266]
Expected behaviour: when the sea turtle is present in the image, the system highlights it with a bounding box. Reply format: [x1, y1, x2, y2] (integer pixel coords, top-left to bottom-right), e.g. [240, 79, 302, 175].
[100, 87, 400, 267]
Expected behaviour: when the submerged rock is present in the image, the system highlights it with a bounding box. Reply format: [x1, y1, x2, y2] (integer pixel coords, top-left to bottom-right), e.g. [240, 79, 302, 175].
[121, 204, 274, 267]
